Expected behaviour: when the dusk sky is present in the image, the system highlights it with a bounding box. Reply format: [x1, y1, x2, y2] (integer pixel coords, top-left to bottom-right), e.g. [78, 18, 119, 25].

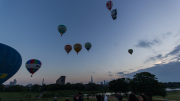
[1, 0, 180, 85]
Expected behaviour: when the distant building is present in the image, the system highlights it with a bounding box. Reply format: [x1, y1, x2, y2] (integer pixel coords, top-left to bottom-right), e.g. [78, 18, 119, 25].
[105, 82, 109, 85]
[104, 80, 105, 84]
[9, 81, 13, 85]
[91, 76, 93, 83]
[101, 82, 103, 85]
[14, 79, 17, 85]
[88, 76, 94, 84]
[9, 79, 17, 86]
[28, 84, 33, 87]
[56, 76, 66, 85]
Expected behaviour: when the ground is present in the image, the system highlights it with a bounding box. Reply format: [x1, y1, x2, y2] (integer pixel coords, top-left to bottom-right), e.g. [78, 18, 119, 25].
[0, 91, 179, 101]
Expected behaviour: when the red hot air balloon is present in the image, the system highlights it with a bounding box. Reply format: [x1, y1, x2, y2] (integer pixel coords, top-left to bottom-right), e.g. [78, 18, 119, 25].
[65, 45, 72, 55]
[106, 1, 113, 11]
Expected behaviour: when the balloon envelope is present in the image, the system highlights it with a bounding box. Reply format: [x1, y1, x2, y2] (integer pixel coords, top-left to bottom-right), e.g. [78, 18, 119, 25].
[128, 49, 133, 54]
[65, 45, 72, 54]
[26, 59, 42, 76]
[85, 42, 92, 51]
[0, 43, 22, 84]
[58, 25, 67, 36]
[111, 9, 117, 20]
[74, 43, 82, 54]
[106, 1, 113, 11]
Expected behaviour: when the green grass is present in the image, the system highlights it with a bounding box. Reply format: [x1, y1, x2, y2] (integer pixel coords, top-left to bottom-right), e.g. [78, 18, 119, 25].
[153, 91, 180, 101]
[0, 91, 172, 101]
[0, 92, 41, 99]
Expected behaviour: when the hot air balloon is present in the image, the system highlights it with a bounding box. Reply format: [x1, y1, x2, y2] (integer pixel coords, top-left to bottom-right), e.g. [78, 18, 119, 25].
[106, 1, 113, 11]
[26, 59, 42, 77]
[74, 43, 82, 55]
[128, 49, 133, 55]
[65, 45, 72, 55]
[58, 25, 67, 36]
[0, 43, 22, 84]
[85, 42, 92, 52]
[111, 9, 117, 20]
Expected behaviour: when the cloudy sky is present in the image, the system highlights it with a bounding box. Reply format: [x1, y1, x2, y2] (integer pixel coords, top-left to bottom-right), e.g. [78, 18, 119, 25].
[1, 0, 180, 85]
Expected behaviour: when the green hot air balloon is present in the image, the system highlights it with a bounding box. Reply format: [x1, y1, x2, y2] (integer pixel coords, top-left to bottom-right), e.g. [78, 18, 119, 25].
[128, 49, 133, 55]
[85, 42, 92, 52]
[58, 25, 67, 36]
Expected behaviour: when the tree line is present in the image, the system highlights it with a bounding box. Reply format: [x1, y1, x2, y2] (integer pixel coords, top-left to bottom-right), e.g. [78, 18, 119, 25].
[0, 72, 167, 101]
[108, 72, 167, 101]
[0, 82, 107, 92]
[163, 82, 180, 88]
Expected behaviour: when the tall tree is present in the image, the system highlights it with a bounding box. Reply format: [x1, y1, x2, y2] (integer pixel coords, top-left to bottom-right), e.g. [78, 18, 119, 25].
[109, 78, 130, 95]
[129, 72, 167, 101]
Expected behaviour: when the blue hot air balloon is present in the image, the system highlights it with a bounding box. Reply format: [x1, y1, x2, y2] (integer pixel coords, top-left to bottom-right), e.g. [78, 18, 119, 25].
[0, 43, 22, 84]
[85, 42, 92, 52]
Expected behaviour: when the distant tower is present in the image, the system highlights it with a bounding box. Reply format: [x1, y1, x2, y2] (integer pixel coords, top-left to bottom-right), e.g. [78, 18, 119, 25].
[104, 80, 105, 84]
[14, 79, 17, 85]
[91, 76, 93, 83]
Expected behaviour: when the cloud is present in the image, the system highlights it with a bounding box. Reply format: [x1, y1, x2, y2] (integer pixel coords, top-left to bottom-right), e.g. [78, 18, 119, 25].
[162, 32, 172, 39]
[129, 69, 134, 70]
[117, 72, 124, 75]
[108, 71, 111, 73]
[165, 44, 180, 57]
[135, 32, 171, 48]
[121, 61, 180, 82]
[109, 74, 113, 76]
[175, 39, 180, 45]
[123, 43, 180, 82]
[145, 54, 163, 63]
[144, 44, 180, 64]
[135, 40, 154, 48]
[135, 38, 161, 48]
[174, 29, 180, 37]
[93, 72, 95, 73]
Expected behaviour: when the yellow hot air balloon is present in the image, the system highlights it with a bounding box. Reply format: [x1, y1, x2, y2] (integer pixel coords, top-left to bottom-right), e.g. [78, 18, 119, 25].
[74, 43, 82, 55]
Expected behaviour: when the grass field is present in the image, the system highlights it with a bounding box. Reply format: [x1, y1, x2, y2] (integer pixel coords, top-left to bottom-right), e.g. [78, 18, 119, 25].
[0, 91, 179, 101]
[153, 91, 180, 101]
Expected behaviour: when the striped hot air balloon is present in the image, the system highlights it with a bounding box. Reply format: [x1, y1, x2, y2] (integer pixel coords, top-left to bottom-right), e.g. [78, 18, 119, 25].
[26, 59, 42, 77]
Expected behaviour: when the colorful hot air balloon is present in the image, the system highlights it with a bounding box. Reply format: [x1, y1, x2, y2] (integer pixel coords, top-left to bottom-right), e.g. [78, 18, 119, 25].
[26, 59, 42, 77]
[128, 49, 133, 55]
[0, 43, 22, 84]
[74, 43, 82, 55]
[106, 1, 113, 11]
[85, 42, 92, 52]
[58, 25, 67, 36]
[111, 9, 117, 20]
[65, 45, 72, 55]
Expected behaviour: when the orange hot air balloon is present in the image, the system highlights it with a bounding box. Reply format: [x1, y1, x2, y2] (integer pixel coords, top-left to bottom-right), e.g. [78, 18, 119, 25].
[65, 45, 72, 55]
[74, 43, 82, 55]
